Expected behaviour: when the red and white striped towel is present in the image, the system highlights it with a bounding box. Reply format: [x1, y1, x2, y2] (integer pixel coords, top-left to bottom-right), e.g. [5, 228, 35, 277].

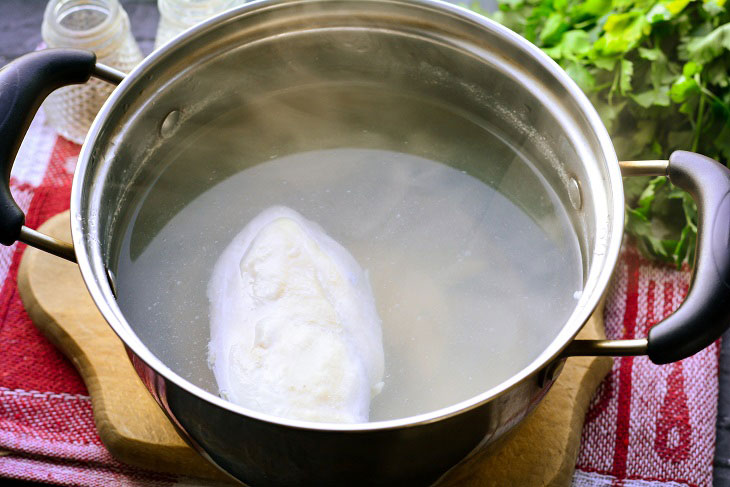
[0, 112, 194, 486]
[574, 250, 718, 486]
[0, 111, 718, 486]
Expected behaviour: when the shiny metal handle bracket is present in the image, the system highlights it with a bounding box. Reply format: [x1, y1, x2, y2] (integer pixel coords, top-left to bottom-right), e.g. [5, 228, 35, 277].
[565, 154, 730, 364]
[0, 49, 123, 263]
[19, 226, 76, 262]
[562, 159, 665, 358]
[563, 337, 649, 357]
[92, 63, 126, 85]
[617, 159, 668, 177]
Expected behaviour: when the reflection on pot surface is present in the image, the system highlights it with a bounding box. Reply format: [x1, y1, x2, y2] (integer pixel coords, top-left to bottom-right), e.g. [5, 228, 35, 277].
[113, 85, 583, 422]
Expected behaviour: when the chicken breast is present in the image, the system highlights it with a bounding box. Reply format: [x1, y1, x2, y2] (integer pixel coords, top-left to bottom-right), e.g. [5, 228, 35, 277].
[207, 206, 384, 423]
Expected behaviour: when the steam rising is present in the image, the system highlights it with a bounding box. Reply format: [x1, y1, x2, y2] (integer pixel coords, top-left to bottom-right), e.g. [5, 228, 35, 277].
[109, 1, 589, 421]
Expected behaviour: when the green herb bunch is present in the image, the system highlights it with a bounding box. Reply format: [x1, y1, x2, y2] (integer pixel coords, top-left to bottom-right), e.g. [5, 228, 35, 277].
[472, 0, 730, 266]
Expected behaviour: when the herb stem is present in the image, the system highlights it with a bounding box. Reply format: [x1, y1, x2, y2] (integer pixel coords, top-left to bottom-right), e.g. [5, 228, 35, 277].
[608, 64, 620, 105]
[692, 92, 706, 153]
[700, 85, 729, 113]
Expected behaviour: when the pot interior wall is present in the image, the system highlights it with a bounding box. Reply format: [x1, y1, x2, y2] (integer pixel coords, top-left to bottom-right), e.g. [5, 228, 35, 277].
[77, 0, 619, 421]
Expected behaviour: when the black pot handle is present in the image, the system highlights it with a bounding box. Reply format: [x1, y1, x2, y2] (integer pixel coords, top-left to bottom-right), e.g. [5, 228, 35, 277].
[564, 151, 730, 364]
[648, 151, 730, 363]
[0, 48, 124, 262]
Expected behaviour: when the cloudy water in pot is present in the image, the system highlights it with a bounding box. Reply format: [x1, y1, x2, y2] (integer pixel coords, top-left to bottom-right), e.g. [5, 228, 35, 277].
[114, 85, 583, 422]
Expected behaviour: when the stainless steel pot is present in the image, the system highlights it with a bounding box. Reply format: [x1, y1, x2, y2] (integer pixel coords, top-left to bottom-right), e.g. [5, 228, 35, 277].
[2, 0, 730, 485]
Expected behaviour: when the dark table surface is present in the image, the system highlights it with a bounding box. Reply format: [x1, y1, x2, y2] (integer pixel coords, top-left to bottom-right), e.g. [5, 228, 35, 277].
[1, 0, 729, 485]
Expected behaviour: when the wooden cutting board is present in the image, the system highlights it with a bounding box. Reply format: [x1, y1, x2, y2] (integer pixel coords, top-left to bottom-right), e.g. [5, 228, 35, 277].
[17, 211, 613, 485]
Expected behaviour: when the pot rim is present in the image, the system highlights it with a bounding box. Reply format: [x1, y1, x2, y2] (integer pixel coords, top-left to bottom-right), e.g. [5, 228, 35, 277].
[71, 0, 624, 432]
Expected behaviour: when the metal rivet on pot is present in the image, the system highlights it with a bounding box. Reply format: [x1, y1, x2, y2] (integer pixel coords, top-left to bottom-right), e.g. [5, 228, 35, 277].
[106, 267, 118, 299]
[568, 176, 582, 210]
[160, 109, 180, 138]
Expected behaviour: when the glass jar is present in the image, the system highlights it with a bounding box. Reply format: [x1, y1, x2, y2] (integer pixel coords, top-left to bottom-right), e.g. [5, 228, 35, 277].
[154, 0, 239, 50]
[42, 0, 143, 144]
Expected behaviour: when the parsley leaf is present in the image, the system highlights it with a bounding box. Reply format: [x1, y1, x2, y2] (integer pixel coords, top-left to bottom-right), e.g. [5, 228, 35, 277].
[470, 0, 730, 267]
